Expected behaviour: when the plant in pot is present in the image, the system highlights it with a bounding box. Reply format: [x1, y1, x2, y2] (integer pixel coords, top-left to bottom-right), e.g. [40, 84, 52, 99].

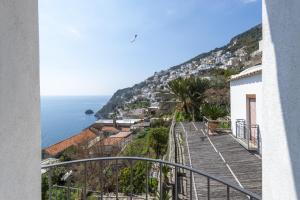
[202, 104, 228, 133]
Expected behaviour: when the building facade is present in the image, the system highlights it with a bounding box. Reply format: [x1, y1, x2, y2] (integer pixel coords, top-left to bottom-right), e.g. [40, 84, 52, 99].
[230, 65, 262, 153]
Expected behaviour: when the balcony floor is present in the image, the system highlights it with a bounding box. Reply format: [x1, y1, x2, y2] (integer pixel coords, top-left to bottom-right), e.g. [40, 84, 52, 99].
[178, 122, 262, 200]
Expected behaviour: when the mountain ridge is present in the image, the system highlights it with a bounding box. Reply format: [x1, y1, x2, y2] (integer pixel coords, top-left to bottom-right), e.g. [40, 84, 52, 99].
[96, 24, 262, 118]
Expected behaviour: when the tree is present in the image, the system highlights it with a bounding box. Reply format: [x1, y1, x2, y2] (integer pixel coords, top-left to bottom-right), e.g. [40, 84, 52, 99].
[168, 77, 190, 114]
[168, 77, 210, 121]
[148, 127, 169, 158]
[185, 77, 210, 120]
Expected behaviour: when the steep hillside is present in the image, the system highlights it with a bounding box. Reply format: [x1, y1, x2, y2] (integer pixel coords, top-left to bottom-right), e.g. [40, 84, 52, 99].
[96, 24, 262, 118]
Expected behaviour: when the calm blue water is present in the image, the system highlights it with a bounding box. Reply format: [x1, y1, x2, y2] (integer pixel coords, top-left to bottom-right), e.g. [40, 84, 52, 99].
[41, 96, 110, 148]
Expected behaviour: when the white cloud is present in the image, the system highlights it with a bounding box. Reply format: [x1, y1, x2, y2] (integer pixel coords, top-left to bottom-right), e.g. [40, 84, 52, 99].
[241, 0, 257, 4]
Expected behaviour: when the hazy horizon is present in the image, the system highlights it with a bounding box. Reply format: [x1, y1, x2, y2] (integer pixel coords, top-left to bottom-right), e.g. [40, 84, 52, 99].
[39, 0, 261, 96]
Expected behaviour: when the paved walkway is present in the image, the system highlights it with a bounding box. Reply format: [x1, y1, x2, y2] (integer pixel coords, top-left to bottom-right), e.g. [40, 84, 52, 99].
[177, 122, 262, 200]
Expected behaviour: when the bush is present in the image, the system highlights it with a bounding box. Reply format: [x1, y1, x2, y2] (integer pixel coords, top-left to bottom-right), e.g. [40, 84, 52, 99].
[202, 104, 228, 120]
[119, 161, 158, 195]
[175, 111, 191, 122]
[149, 127, 169, 158]
[218, 121, 231, 129]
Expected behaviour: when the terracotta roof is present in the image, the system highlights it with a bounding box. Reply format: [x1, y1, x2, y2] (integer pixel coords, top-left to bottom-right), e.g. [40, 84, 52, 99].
[99, 137, 123, 146]
[121, 127, 130, 132]
[101, 126, 120, 133]
[110, 131, 132, 138]
[44, 129, 97, 156]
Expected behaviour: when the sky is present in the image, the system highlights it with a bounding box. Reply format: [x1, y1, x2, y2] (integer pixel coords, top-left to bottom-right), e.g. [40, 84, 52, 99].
[39, 0, 262, 96]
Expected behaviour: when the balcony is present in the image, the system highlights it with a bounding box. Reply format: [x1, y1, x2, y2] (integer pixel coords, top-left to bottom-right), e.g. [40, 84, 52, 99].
[235, 119, 261, 154]
[42, 157, 261, 200]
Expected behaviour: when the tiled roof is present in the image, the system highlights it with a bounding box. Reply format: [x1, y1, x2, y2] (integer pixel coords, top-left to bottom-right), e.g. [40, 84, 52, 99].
[43, 129, 97, 156]
[121, 127, 131, 132]
[99, 137, 123, 146]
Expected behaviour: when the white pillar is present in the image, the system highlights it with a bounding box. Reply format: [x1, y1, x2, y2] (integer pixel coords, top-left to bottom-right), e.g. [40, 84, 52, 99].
[0, 1, 40, 200]
[263, 0, 300, 199]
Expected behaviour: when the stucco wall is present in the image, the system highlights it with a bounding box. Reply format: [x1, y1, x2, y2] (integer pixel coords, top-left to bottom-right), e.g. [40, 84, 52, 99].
[0, 1, 40, 200]
[263, 0, 300, 199]
[230, 73, 262, 138]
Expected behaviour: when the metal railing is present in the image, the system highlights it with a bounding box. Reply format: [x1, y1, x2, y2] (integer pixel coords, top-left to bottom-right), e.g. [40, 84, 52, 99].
[42, 157, 261, 200]
[235, 119, 261, 154]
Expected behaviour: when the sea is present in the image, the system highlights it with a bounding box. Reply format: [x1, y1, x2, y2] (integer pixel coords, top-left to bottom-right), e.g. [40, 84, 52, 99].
[41, 96, 110, 148]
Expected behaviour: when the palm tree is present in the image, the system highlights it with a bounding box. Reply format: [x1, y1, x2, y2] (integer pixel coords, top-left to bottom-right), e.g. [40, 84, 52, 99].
[168, 77, 210, 121]
[186, 77, 210, 120]
[168, 77, 189, 114]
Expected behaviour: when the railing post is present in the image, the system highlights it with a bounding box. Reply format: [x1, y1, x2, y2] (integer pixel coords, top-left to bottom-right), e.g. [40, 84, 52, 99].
[130, 160, 133, 200]
[190, 171, 193, 200]
[207, 177, 210, 200]
[146, 161, 149, 200]
[236, 121, 238, 138]
[98, 160, 103, 200]
[48, 168, 52, 200]
[174, 125, 178, 163]
[55, 185, 58, 200]
[83, 162, 87, 200]
[257, 126, 261, 154]
[245, 123, 249, 149]
[60, 188, 63, 200]
[67, 177, 71, 200]
[116, 159, 119, 200]
[175, 166, 178, 200]
[160, 163, 163, 200]
[227, 185, 230, 200]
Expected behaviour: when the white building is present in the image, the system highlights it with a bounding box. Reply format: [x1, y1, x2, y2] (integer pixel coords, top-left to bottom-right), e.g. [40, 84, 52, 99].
[230, 65, 262, 152]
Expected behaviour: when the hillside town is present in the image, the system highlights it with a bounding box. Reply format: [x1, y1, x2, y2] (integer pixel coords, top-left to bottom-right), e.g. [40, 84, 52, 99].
[97, 25, 262, 119]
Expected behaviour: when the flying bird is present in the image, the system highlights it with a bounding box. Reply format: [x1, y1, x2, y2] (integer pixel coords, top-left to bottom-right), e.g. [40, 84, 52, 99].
[130, 34, 138, 43]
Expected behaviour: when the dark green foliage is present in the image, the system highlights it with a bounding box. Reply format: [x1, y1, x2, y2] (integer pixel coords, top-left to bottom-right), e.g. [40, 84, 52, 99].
[121, 129, 152, 157]
[175, 111, 188, 122]
[211, 68, 240, 80]
[202, 104, 229, 120]
[119, 161, 158, 195]
[168, 77, 210, 121]
[148, 127, 169, 158]
[42, 167, 66, 199]
[119, 127, 168, 195]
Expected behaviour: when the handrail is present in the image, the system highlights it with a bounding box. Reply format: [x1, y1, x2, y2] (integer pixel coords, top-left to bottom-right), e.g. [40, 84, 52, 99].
[42, 156, 261, 200]
[235, 119, 261, 154]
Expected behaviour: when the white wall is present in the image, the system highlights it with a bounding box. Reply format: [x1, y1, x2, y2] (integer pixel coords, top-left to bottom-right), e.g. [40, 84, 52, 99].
[263, 0, 300, 199]
[0, 1, 40, 200]
[230, 73, 262, 137]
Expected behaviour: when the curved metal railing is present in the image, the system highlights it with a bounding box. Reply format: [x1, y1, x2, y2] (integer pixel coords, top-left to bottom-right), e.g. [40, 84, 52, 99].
[42, 156, 261, 200]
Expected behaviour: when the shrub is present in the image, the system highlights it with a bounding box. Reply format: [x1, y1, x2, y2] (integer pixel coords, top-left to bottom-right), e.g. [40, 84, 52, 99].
[148, 127, 169, 158]
[218, 121, 231, 129]
[202, 104, 228, 120]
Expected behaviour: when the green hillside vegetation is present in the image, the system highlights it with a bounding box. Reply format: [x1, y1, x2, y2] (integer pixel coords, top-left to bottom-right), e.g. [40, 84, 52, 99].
[119, 123, 169, 195]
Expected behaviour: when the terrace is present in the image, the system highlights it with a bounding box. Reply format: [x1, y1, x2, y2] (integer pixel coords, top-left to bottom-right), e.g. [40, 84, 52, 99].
[42, 121, 261, 200]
